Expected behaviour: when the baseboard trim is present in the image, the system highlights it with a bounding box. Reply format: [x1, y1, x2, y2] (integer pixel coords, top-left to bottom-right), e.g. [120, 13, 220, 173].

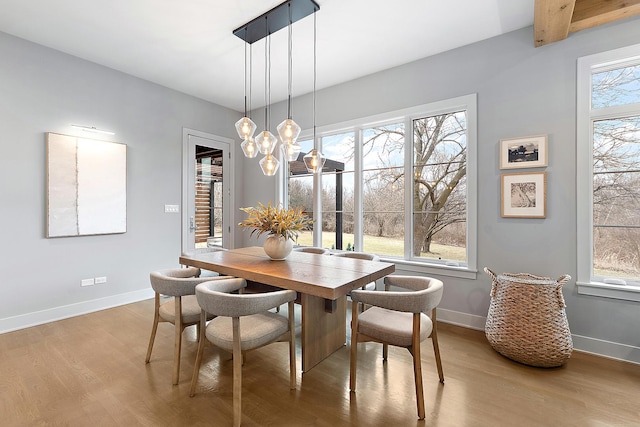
[572, 334, 640, 365]
[0, 288, 154, 334]
[437, 308, 486, 331]
[437, 308, 640, 365]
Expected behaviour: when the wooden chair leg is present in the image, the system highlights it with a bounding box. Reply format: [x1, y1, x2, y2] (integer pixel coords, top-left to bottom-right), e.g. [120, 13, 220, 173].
[190, 310, 208, 397]
[288, 301, 296, 389]
[412, 313, 425, 420]
[232, 317, 242, 427]
[349, 299, 359, 392]
[431, 308, 444, 383]
[145, 293, 160, 363]
[382, 282, 390, 362]
[172, 297, 183, 385]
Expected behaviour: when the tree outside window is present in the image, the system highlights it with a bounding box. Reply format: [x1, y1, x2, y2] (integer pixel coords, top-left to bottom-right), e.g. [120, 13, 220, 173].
[591, 64, 640, 284]
[286, 96, 475, 270]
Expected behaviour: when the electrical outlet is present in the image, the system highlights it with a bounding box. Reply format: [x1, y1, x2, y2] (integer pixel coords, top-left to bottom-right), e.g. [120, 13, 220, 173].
[95, 276, 107, 284]
[164, 204, 180, 213]
[81, 278, 95, 287]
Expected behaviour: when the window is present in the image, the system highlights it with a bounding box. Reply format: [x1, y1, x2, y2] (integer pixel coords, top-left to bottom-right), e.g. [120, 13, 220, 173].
[412, 112, 467, 264]
[286, 95, 477, 277]
[362, 123, 405, 257]
[577, 44, 640, 301]
[321, 132, 355, 250]
[287, 138, 314, 246]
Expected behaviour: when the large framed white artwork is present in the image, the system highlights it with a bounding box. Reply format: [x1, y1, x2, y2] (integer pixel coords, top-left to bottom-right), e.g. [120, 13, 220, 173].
[46, 132, 127, 237]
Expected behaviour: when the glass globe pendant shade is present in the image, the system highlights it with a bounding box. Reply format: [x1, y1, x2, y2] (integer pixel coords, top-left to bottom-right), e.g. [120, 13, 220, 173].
[235, 116, 257, 140]
[281, 142, 302, 162]
[259, 152, 280, 176]
[277, 118, 301, 145]
[255, 130, 277, 155]
[240, 137, 258, 158]
[303, 149, 326, 173]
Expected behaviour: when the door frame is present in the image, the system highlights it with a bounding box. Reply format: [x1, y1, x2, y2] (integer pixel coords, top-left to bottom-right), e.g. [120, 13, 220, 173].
[182, 128, 235, 252]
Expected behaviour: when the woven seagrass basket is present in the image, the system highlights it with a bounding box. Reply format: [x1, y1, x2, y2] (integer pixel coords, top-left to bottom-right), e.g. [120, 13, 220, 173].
[484, 268, 573, 367]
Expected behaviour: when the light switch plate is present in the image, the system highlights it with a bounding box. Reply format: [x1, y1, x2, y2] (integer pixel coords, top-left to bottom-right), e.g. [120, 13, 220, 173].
[164, 204, 180, 213]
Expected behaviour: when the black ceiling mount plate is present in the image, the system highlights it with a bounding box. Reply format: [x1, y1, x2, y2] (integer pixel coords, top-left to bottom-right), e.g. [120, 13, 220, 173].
[233, 0, 320, 44]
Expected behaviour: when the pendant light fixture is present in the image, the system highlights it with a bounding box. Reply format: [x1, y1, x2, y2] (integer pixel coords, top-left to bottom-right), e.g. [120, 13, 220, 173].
[240, 42, 258, 158]
[257, 27, 279, 176]
[303, 10, 326, 173]
[278, 2, 302, 162]
[233, 0, 320, 174]
[237, 27, 257, 156]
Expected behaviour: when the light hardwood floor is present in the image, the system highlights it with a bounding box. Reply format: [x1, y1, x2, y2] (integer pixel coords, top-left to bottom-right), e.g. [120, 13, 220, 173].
[1, 299, 638, 426]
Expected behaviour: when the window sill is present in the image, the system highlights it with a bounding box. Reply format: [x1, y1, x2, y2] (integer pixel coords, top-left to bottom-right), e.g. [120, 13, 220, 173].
[576, 281, 640, 302]
[380, 257, 477, 280]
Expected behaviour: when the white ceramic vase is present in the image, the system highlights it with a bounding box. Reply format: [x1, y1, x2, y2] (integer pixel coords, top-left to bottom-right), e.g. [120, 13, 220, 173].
[263, 234, 293, 260]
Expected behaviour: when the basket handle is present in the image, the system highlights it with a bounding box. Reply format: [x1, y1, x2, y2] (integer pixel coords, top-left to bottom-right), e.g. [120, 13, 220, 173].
[555, 274, 571, 308]
[484, 267, 498, 298]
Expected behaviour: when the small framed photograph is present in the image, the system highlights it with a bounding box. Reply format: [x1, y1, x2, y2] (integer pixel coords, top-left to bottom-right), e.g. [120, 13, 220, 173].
[499, 134, 548, 169]
[501, 172, 546, 218]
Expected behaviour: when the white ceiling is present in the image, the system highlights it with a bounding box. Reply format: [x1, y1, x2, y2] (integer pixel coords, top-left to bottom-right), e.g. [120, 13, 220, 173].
[0, 0, 534, 112]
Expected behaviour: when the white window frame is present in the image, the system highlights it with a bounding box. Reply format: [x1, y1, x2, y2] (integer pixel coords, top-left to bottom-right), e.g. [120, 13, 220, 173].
[291, 94, 477, 280]
[577, 43, 640, 302]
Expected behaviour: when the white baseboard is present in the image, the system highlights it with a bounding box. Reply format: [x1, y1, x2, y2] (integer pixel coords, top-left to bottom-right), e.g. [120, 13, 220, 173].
[0, 288, 155, 334]
[437, 308, 640, 365]
[571, 334, 640, 365]
[437, 308, 486, 330]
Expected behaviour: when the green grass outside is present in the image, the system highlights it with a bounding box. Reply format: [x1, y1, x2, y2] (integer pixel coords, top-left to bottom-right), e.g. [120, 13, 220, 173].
[295, 232, 633, 279]
[295, 231, 466, 262]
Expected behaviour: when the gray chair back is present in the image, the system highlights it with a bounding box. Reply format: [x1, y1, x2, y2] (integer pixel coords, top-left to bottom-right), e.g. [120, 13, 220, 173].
[149, 267, 211, 296]
[196, 278, 297, 317]
[333, 251, 380, 262]
[294, 247, 330, 255]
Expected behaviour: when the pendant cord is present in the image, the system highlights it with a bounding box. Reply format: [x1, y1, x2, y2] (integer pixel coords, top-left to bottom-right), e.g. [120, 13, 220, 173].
[268, 33, 271, 130]
[313, 10, 317, 143]
[287, 3, 293, 119]
[243, 27, 248, 116]
[263, 16, 268, 131]
[249, 42, 252, 119]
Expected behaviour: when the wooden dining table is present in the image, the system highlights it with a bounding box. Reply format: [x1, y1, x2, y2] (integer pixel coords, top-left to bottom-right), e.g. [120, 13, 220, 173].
[179, 246, 395, 371]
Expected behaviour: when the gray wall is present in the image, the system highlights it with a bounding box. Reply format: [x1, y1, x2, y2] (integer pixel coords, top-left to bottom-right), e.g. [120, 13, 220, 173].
[239, 18, 640, 363]
[0, 32, 240, 329]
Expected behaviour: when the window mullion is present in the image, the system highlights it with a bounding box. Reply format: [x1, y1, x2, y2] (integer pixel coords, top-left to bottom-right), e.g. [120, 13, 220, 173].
[404, 115, 413, 259]
[353, 129, 363, 251]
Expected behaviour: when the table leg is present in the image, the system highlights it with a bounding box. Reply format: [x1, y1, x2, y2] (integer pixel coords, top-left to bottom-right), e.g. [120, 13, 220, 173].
[300, 294, 347, 372]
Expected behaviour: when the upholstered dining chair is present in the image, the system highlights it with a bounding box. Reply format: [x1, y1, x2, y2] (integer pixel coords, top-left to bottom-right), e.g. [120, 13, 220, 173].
[145, 267, 225, 385]
[333, 251, 380, 290]
[334, 251, 380, 312]
[181, 247, 228, 277]
[190, 278, 297, 427]
[349, 275, 444, 420]
[294, 246, 330, 254]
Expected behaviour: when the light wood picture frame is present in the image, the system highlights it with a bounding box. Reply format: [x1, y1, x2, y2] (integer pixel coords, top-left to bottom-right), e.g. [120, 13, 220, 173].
[501, 172, 546, 218]
[46, 132, 127, 237]
[499, 134, 548, 169]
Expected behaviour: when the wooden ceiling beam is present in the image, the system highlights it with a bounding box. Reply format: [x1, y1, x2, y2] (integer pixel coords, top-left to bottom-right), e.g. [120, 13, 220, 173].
[570, 0, 640, 33]
[534, 0, 576, 47]
[535, 0, 640, 47]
